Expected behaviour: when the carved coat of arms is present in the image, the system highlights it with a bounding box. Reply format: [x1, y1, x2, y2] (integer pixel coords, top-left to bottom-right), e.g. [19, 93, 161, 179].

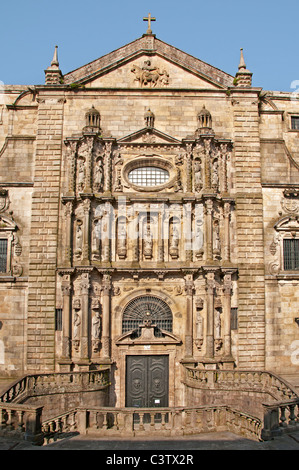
[131, 60, 169, 87]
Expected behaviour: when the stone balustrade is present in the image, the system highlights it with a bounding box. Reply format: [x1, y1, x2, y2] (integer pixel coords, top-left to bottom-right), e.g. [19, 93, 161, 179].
[261, 398, 299, 440]
[41, 405, 262, 443]
[0, 402, 43, 445]
[0, 369, 110, 403]
[185, 368, 298, 402]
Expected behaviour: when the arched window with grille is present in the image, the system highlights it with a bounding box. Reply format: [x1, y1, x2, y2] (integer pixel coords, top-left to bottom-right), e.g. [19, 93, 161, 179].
[122, 295, 173, 338]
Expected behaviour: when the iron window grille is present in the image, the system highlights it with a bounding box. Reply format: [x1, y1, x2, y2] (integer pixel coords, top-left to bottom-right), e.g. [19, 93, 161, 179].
[283, 238, 299, 270]
[291, 116, 299, 130]
[128, 167, 169, 187]
[0, 239, 8, 273]
[231, 308, 238, 330]
[122, 295, 173, 338]
[55, 308, 63, 331]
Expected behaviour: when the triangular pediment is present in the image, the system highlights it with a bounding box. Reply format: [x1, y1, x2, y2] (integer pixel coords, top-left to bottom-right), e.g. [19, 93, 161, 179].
[64, 36, 234, 89]
[117, 127, 181, 145]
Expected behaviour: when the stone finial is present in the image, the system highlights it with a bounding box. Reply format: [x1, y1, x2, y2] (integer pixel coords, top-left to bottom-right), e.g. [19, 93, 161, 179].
[144, 108, 155, 127]
[197, 105, 214, 135]
[84, 106, 101, 130]
[234, 48, 252, 87]
[45, 45, 63, 85]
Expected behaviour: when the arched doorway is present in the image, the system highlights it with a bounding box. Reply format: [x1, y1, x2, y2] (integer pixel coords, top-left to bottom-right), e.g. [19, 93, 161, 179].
[122, 295, 172, 408]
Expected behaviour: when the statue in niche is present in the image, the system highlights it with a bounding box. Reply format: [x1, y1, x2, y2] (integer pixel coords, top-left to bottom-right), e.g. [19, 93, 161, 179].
[77, 158, 85, 192]
[213, 219, 221, 260]
[92, 311, 102, 353]
[194, 160, 202, 192]
[195, 311, 203, 351]
[169, 220, 179, 259]
[75, 220, 83, 259]
[212, 159, 219, 192]
[92, 219, 101, 260]
[215, 308, 222, 351]
[195, 218, 204, 259]
[117, 221, 127, 259]
[143, 224, 153, 259]
[94, 159, 103, 192]
[73, 311, 81, 352]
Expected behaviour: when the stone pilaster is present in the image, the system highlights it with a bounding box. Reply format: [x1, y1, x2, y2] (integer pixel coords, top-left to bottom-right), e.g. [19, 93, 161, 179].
[231, 88, 265, 369]
[27, 94, 64, 372]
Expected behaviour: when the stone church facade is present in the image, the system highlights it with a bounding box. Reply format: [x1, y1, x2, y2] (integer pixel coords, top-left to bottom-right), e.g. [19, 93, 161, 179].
[0, 25, 299, 414]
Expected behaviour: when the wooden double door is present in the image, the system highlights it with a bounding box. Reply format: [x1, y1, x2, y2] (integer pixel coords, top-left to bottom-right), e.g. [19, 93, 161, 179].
[126, 355, 169, 408]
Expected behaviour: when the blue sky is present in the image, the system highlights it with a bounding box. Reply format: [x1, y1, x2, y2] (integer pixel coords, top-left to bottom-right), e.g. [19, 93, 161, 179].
[1, 0, 298, 91]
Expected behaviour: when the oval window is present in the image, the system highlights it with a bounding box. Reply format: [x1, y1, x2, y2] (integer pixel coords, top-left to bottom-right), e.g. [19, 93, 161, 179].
[128, 167, 169, 187]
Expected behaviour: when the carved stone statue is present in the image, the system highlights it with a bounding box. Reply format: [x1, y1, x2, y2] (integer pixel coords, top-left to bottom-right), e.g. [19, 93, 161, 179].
[75, 221, 83, 258]
[143, 225, 153, 259]
[92, 311, 102, 352]
[194, 160, 202, 192]
[169, 222, 179, 259]
[94, 159, 103, 192]
[73, 311, 81, 352]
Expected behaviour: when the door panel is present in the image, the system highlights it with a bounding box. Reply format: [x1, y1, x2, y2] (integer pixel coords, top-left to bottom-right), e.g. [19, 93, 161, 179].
[126, 355, 169, 408]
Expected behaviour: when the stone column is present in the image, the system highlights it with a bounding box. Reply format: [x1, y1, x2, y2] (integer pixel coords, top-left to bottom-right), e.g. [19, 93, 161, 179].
[205, 198, 213, 262]
[157, 207, 164, 262]
[102, 273, 111, 359]
[184, 273, 194, 358]
[222, 272, 233, 359]
[82, 198, 91, 263]
[205, 271, 215, 359]
[79, 272, 90, 361]
[62, 200, 74, 266]
[223, 201, 231, 262]
[64, 139, 77, 196]
[61, 274, 72, 362]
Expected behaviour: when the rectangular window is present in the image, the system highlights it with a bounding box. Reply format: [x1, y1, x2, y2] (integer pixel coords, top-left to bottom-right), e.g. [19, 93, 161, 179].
[231, 308, 238, 330]
[291, 116, 299, 130]
[0, 239, 8, 273]
[283, 238, 299, 270]
[55, 308, 63, 331]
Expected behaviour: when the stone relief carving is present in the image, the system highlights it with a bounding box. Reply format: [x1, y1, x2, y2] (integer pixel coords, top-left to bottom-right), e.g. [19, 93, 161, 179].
[131, 60, 169, 87]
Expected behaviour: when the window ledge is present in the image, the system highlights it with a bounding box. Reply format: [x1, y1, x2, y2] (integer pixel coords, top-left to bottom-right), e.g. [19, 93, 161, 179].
[0, 275, 16, 282]
[277, 272, 299, 280]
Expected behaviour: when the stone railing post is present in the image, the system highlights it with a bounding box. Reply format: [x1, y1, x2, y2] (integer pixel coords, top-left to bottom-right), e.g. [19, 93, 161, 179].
[261, 403, 281, 441]
[24, 406, 44, 445]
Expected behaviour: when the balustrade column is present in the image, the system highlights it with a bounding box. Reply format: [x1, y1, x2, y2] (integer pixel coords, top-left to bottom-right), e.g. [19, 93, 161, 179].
[61, 274, 73, 361]
[80, 272, 90, 361]
[102, 274, 112, 359]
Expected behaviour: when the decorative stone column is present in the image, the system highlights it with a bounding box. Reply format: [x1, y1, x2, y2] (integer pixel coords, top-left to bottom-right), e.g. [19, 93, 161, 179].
[222, 271, 234, 362]
[62, 199, 74, 266]
[205, 198, 214, 262]
[184, 272, 195, 359]
[82, 198, 91, 263]
[223, 201, 231, 262]
[60, 273, 73, 364]
[64, 139, 78, 196]
[205, 270, 215, 359]
[79, 271, 91, 363]
[102, 273, 112, 360]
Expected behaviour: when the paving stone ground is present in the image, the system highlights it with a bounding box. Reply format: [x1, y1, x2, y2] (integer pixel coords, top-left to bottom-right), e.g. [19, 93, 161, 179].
[1, 430, 299, 451]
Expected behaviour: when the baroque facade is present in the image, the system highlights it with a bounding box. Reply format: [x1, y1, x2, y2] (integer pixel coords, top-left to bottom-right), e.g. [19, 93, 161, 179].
[0, 23, 299, 413]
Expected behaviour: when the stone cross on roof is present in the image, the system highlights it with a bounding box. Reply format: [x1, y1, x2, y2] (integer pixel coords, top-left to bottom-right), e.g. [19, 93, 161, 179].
[143, 13, 156, 34]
